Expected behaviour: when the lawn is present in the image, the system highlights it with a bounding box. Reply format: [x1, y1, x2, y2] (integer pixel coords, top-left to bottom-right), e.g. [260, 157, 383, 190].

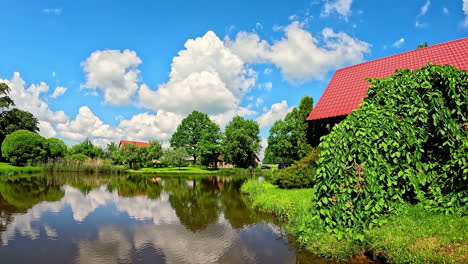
[0, 162, 42, 174]
[241, 180, 468, 263]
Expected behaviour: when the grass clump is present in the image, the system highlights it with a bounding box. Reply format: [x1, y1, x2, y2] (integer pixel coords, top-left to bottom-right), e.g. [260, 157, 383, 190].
[0, 162, 42, 175]
[366, 205, 468, 264]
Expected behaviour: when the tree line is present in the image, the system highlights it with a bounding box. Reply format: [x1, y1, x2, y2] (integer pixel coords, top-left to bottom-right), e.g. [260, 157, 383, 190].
[1, 80, 315, 169]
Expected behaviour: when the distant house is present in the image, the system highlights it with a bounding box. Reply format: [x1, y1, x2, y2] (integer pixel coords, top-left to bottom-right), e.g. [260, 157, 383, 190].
[118, 140, 150, 148]
[214, 153, 260, 169]
[307, 37, 468, 146]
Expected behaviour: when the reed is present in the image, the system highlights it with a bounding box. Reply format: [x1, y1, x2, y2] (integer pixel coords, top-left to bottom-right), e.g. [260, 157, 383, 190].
[42, 158, 125, 174]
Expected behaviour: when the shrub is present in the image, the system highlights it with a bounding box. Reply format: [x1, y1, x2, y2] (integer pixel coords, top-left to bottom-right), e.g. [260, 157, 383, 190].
[1, 130, 48, 165]
[313, 64, 467, 236]
[67, 153, 90, 162]
[271, 150, 320, 189]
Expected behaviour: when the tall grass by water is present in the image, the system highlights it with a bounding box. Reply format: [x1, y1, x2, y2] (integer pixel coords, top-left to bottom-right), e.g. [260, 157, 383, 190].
[42, 158, 125, 174]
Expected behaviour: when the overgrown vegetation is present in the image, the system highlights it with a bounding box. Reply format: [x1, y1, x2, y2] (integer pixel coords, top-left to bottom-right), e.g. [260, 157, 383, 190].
[242, 180, 468, 263]
[313, 64, 467, 236]
[42, 158, 125, 174]
[271, 149, 319, 189]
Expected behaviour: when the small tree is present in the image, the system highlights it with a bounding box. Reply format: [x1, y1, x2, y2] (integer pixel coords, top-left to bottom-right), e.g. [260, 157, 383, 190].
[106, 142, 119, 159]
[69, 138, 104, 159]
[1, 130, 48, 165]
[146, 141, 163, 165]
[163, 148, 189, 170]
[47, 138, 67, 159]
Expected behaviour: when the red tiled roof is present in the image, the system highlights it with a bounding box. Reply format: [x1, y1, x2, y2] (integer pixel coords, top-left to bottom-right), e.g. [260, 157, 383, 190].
[307, 38, 468, 121]
[119, 140, 150, 148]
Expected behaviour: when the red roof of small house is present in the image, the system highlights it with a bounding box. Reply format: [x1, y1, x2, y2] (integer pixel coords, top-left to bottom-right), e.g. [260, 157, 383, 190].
[119, 140, 150, 148]
[307, 38, 468, 121]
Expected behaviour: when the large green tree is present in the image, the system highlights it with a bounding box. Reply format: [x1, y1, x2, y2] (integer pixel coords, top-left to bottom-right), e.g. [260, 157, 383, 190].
[0, 83, 40, 158]
[222, 116, 260, 168]
[47, 138, 67, 159]
[1, 130, 48, 165]
[264, 96, 313, 163]
[170, 111, 221, 164]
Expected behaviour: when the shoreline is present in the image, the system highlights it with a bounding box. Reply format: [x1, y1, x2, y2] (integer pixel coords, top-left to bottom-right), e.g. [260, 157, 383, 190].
[241, 180, 467, 264]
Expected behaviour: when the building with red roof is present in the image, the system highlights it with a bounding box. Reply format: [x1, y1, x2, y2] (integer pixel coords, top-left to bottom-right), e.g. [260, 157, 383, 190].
[307, 37, 468, 146]
[119, 140, 150, 148]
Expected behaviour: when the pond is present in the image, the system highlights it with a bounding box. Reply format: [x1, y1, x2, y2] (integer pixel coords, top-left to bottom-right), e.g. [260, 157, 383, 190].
[0, 174, 338, 264]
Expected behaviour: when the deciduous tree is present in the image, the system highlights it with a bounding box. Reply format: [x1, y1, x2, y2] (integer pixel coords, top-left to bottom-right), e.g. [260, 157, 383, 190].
[170, 111, 220, 164]
[222, 116, 260, 168]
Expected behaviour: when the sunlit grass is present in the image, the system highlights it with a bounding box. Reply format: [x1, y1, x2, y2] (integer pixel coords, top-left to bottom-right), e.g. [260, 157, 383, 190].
[0, 162, 42, 174]
[241, 180, 468, 263]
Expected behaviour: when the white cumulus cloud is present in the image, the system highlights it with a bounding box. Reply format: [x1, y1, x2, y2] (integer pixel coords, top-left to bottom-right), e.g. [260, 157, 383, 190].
[256, 100, 293, 128]
[138, 31, 256, 116]
[226, 22, 370, 83]
[81, 49, 142, 106]
[0, 72, 69, 125]
[463, 0, 468, 27]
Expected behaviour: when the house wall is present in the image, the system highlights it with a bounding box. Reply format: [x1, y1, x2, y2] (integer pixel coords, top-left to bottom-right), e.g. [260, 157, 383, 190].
[308, 114, 347, 147]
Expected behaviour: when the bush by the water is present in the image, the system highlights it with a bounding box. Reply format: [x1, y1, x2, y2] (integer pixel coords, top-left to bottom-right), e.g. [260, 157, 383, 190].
[313, 64, 467, 236]
[1, 130, 48, 165]
[271, 150, 320, 189]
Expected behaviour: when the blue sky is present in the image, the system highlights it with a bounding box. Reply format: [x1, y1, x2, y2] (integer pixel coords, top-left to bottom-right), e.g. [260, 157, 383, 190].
[1, 0, 467, 154]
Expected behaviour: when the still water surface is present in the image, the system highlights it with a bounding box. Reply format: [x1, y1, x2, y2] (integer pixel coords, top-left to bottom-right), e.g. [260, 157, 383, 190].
[0, 174, 337, 264]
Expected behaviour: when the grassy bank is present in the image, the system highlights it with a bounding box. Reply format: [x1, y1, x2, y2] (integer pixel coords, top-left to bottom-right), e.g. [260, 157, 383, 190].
[241, 180, 468, 263]
[0, 162, 42, 174]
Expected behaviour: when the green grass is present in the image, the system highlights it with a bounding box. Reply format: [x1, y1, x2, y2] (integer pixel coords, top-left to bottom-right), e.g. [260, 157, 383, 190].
[366, 206, 468, 263]
[241, 180, 468, 263]
[0, 162, 42, 174]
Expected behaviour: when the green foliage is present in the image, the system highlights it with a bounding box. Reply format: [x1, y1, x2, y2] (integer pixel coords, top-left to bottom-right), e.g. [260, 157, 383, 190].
[146, 140, 163, 163]
[117, 143, 148, 169]
[47, 138, 67, 158]
[105, 142, 118, 159]
[271, 149, 319, 189]
[198, 122, 222, 167]
[162, 147, 189, 169]
[314, 64, 468, 235]
[0, 83, 14, 109]
[69, 138, 105, 159]
[241, 180, 358, 259]
[417, 42, 429, 49]
[170, 111, 221, 164]
[265, 96, 313, 163]
[222, 116, 260, 168]
[67, 153, 90, 161]
[0, 108, 39, 135]
[1, 130, 48, 165]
